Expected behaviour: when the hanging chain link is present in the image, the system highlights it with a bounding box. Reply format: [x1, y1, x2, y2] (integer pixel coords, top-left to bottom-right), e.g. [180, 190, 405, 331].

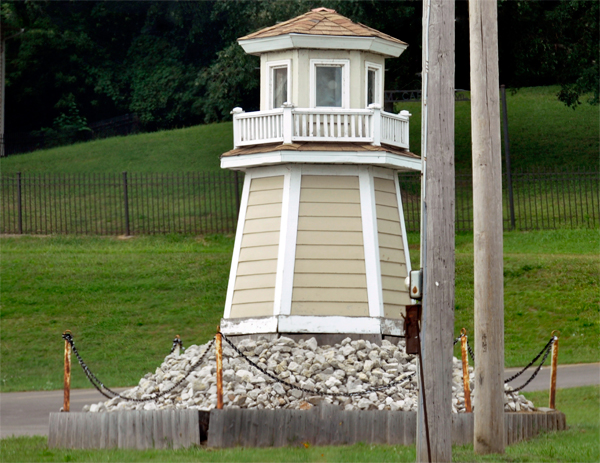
[505, 337, 555, 393]
[63, 332, 213, 403]
[504, 337, 556, 384]
[220, 332, 417, 398]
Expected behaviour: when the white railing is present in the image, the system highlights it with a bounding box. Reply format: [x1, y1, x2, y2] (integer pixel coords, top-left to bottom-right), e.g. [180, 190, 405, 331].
[231, 104, 410, 150]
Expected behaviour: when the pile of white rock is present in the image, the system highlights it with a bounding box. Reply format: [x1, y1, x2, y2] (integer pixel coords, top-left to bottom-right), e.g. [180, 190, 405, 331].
[84, 336, 535, 413]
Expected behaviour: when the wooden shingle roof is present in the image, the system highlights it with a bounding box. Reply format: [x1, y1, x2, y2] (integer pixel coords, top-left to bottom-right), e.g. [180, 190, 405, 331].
[239, 7, 406, 46]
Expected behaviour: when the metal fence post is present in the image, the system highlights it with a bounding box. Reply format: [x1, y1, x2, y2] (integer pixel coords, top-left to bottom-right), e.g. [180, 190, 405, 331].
[549, 331, 559, 409]
[501, 85, 516, 230]
[460, 329, 472, 412]
[16, 171, 23, 234]
[122, 171, 130, 236]
[63, 330, 71, 412]
[216, 326, 223, 410]
[234, 171, 241, 220]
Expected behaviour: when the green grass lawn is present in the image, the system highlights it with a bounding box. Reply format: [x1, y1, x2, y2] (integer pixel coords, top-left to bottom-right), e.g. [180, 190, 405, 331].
[2, 86, 598, 175]
[1, 386, 598, 462]
[399, 85, 599, 171]
[1, 229, 597, 393]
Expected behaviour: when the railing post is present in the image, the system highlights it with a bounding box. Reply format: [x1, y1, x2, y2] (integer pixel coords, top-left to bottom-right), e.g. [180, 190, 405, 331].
[216, 326, 223, 410]
[369, 103, 381, 146]
[230, 107, 244, 148]
[122, 172, 130, 236]
[282, 102, 294, 144]
[549, 331, 559, 409]
[16, 171, 23, 234]
[63, 330, 71, 412]
[400, 110, 411, 149]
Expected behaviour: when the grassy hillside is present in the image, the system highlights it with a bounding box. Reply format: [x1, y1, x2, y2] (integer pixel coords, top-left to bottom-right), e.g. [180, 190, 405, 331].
[1, 229, 597, 392]
[1, 86, 597, 174]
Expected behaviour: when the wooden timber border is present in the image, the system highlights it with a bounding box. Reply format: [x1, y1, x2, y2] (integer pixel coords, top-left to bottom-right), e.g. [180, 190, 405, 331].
[48, 406, 567, 449]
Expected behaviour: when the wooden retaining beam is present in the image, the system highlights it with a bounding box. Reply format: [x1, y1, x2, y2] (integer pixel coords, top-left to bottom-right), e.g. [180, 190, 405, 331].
[48, 407, 566, 449]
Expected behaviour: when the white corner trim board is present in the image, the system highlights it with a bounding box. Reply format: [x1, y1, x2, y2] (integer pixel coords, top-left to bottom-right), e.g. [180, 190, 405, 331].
[220, 150, 422, 172]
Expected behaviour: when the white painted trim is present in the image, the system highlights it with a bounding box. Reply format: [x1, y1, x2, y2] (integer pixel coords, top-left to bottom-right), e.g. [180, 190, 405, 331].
[395, 175, 412, 274]
[239, 34, 408, 58]
[223, 172, 252, 319]
[221, 150, 422, 172]
[279, 167, 302, 315]
[359, 168, 384, 318]
[309, 59, 350, 109]
[278, 315, 381, 334]
[267, 60, 292, 109]
[220, 316, 279, 335]
[365, 61, 384, 107]
[272, 168, 292, 316]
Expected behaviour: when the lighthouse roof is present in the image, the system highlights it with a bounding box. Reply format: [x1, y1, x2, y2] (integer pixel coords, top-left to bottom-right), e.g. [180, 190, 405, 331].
[238, 8, 407, 57]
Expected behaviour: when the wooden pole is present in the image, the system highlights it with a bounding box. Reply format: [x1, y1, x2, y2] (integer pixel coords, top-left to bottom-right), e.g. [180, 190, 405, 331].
[469, 0, 505, 454]
[549, 331, 559, 409]
[215, 326, 223, 410]
[417, 0, 455, 460]
[63, 331, 71, 413]
[460, 329, 472, 413]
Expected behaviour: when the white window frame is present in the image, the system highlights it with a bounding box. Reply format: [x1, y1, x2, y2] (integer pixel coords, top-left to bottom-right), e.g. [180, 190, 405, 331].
[309, 59, 350, 109]
[267, 60, 292, 109]
[365, 61, 384, 108]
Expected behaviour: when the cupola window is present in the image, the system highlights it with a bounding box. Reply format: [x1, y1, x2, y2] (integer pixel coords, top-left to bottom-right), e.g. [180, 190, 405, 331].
[268, 60, 291, 109]
[365, 62, 383, 107]
[310, 59, 349, 108]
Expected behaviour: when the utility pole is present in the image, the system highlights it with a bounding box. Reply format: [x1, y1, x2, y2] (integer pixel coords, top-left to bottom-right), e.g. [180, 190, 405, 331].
[469, 0, 505, 454]
[416, 0, 455, 461]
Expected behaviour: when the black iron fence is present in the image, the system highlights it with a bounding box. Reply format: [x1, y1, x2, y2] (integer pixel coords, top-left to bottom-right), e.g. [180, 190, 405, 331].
[0, 169, 597, 235]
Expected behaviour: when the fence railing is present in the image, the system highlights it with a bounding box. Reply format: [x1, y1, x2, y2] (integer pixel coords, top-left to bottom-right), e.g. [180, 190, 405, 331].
[0, 169, 597, 236]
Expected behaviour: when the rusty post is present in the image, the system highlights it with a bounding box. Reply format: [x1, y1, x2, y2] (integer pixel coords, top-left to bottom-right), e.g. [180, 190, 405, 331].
[460, 328, 472, 412]
[63, 330, 72, 412]
[549, 331, 559, 409]
[216, 326, 223, 410]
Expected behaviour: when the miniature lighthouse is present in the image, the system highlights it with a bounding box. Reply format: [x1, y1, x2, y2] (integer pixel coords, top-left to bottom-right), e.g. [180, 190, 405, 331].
[220, 8, 421, 341]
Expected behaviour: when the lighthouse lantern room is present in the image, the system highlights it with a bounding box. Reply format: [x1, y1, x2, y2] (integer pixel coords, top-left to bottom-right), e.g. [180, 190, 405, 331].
[219, 8, 421, 342]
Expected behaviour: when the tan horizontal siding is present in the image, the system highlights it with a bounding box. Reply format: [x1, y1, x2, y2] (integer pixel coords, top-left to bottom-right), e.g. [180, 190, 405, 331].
[382, 289, 412, 306]
[246, 203, 282, 220]
[377, 218, 402, 236]
[374, 177, 396, 193]
[298, 216, 363, 232]
[301, 175, 359, 189]
[230, 302, 274, 318]
[383, 303, 406, 319]
[296, 245, 365, 260]
[232, 288, 275, 305]
[243, 217, 281, 234]
[237, 259, 278, 276]
[294, 259, 366, 274]
[238, 245, 279, 262]
[375, 190, 397, 207]
[381, 275, 407, 291]
[291, 301, 369, 316]
[247, 189, 284, 206]
[293, 273, 367, 288]
[376, 204, 400, 222]
[241, 231, 281, 248]
[292, 287, 368, 303]
[380, 261, 408, 278]
[380, 247, 406, 264]
[296, 231, 363, 246]
[234, 273, 277, 291]
[300, 189, 361, 204]
[299, 202, 361, 217]
[378, 232, 404, 250]
[249, 175, 285, 192]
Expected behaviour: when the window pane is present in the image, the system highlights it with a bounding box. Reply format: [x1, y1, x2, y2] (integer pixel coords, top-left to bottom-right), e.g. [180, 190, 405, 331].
[316, 66, 342, 107]
[273, 67, 287, 108]
[367, 69, 376, 105]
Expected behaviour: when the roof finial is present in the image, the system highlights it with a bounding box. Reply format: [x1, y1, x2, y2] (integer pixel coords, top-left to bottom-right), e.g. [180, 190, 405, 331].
[311, 7, 336, 13]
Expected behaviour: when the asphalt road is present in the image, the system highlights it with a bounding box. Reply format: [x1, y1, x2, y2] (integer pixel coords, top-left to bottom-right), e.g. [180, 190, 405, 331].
[1, 363, 598, 439]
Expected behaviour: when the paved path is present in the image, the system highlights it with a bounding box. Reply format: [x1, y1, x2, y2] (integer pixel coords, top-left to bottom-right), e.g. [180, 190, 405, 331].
[1, 363, 598, 439]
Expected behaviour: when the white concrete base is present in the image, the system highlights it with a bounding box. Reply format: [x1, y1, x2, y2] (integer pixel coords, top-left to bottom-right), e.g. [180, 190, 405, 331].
[220, 315, 404, 336]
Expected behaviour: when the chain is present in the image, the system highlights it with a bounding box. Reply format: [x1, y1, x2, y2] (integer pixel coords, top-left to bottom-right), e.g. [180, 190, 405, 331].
[504, 337, 555, 384]
[63, 332, 214, 403]
[505, 337, 554, 393]
[219, 332, 416, 398]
